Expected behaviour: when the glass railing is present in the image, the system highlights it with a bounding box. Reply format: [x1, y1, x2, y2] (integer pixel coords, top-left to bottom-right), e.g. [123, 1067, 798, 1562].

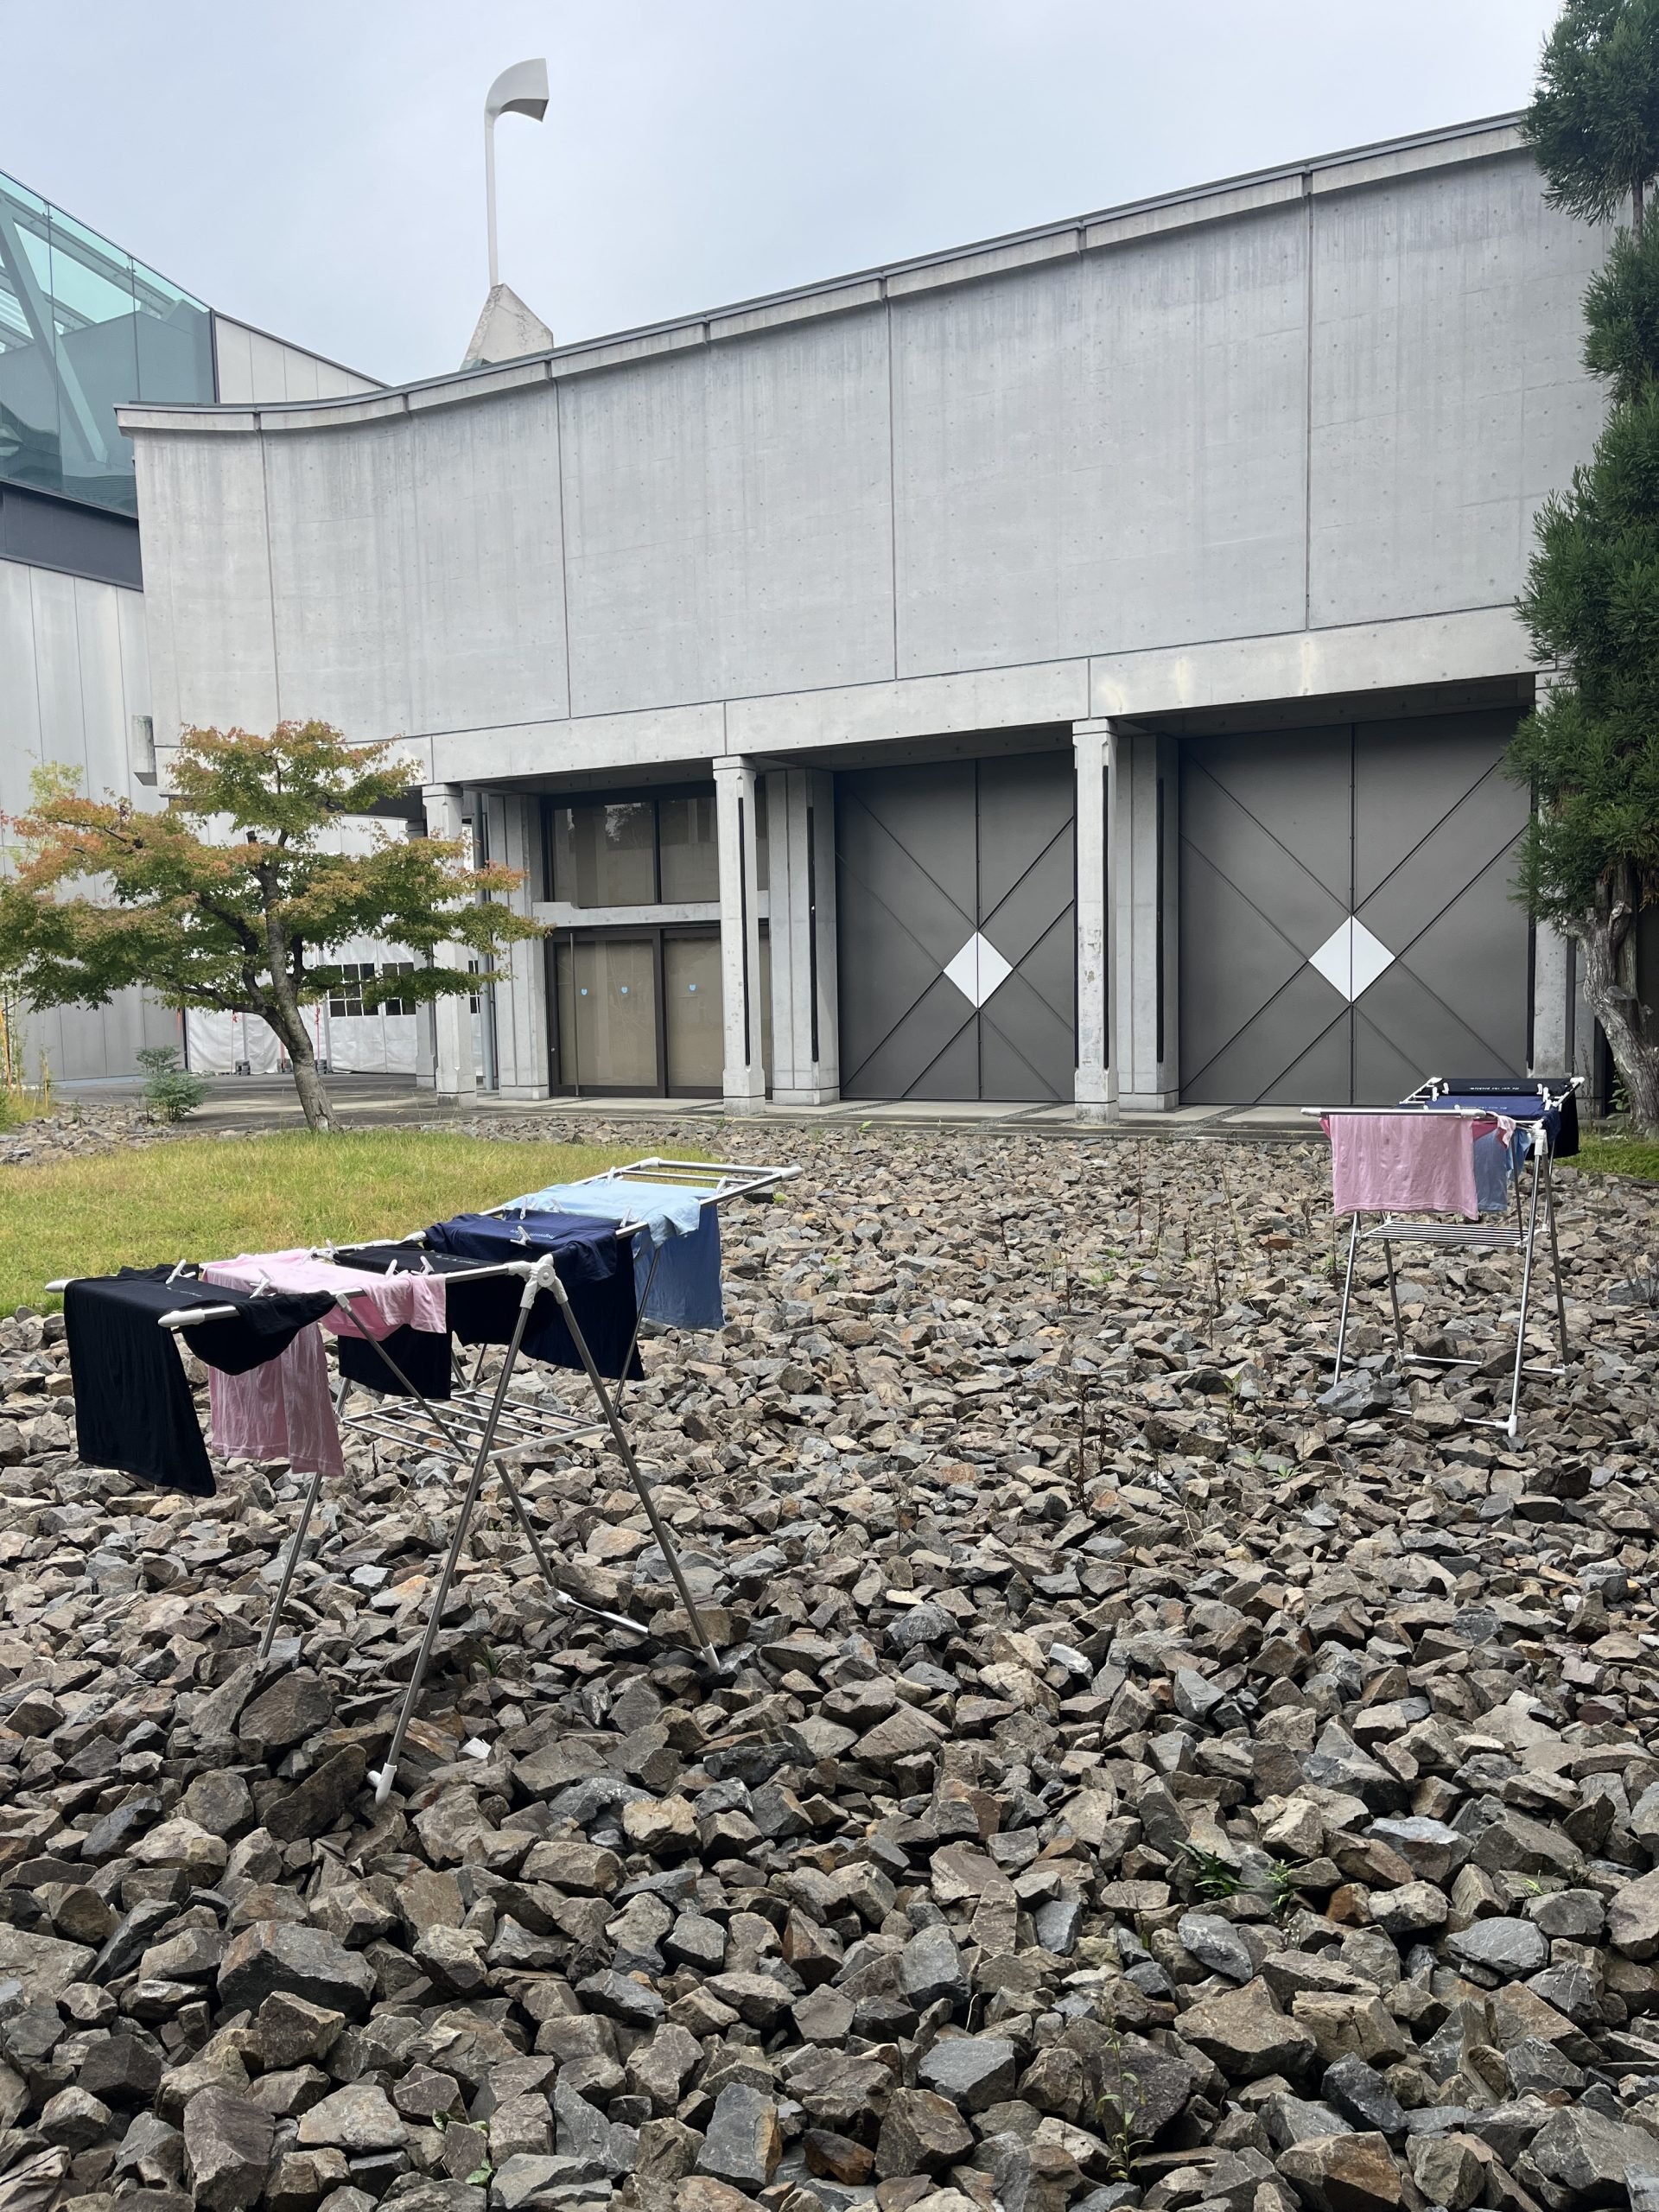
[0, 168, 213, 516]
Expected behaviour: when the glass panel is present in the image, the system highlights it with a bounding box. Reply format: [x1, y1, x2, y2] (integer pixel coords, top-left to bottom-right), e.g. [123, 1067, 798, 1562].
[0, 167, 213, 513]
[567, 937, 658, 1090]
[550, 802, 656, 906]
[555, 939, 577, 1086]
[664, 935, 722, 1091]
[754, 779, 769, 894]
[658, 795, 718, 902]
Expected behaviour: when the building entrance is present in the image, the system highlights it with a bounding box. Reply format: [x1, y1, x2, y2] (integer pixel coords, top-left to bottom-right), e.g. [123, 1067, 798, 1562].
[836, 752, 1075, 1101]
[1179, 708, 1530, 1104]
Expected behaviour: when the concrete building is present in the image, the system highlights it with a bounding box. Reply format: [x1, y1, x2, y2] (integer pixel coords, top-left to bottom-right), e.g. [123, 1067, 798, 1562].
[0, 164, 377, 1083]
[119, 116, 1608, 1114]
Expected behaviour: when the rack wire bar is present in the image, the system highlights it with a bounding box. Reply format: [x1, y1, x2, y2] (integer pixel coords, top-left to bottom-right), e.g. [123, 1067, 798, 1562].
[1309, 1099, 1571, 1440]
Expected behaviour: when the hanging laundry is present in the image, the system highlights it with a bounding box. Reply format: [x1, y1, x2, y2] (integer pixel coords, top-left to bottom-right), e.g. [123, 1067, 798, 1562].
[503, 1180, 724, 1330]
[422, 1211, 642, 1379]
[207, 1325, 343, 1478]
[202, 1250, 447, 1338]
[1323, 1112, 1493, 1219]
[336, 1323, 454, 1400]
[62, 1269, 333, 1497]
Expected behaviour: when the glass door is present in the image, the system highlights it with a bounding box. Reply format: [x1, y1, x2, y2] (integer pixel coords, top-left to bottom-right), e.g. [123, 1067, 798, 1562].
[664, 933, 722, 1093]
[552, 936, 659, 1093]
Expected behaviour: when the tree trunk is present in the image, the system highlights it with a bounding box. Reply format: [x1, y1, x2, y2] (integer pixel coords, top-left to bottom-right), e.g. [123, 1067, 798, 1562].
[1574, 887, 1659, 1133]
[257, 1001, 339, 1134]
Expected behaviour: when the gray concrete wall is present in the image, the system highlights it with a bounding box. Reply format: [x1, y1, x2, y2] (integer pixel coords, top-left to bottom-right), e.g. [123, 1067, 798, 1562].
[124, 121, 1606, 779]
[0, 556, 180, 1081]
[212, 317, 379, 405]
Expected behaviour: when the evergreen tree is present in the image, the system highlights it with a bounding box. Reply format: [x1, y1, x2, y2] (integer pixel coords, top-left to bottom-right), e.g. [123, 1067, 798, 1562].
[1510, 0, 1659, 1128]
[0, 723, 538, 1134]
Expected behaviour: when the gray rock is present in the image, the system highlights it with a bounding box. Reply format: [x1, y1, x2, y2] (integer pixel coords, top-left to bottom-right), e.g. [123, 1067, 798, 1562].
[1445, 1916, 1548, 1980]
[887, 1603, 954, 1650]
[1178, 1910, 1255, 1983]
[899, 1922, 969, 2008]
[1320, 2056, 1405, 2139]
[296, 2081, 409, 2152]
[217, 1918, 377, 2019]
[1517, 2107, 1659, 2208]
[181, 2087, 276, 2212]
[917, 2035, 1020, 2112]
[695, 2082, 783, 2188]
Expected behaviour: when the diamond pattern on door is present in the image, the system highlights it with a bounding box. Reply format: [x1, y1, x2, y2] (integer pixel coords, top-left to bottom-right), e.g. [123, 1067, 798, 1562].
[837, 753, 1075, 1101]
[1179, 709, 1530, 1105]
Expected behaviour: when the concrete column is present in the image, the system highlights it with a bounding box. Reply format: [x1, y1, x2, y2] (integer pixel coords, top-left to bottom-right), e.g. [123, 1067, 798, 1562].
[1109, 726, 1179, 1110]
[715, 756, 766, 1109]
[1072, 721, 1112, 1121]
[423, 782, 477, 1103]
[484, 789, 550, 1099]
[766, 766, 839, 1105]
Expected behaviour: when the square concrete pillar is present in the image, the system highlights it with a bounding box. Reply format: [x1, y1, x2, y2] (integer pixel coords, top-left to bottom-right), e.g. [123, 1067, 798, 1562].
[481, 789, 550, 1099]
[1072, 722, 1112, 1121]
[1109, 726, 1179, 1110]
[715, 756, 766, 1110]
[765, 766, 839, 1105]
[423, 782, 477, 1103]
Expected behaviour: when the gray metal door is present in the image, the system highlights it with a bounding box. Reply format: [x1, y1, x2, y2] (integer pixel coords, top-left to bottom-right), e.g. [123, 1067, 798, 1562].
[1179, 708, 1530, 1104]
[837, 753, 1075, 1100]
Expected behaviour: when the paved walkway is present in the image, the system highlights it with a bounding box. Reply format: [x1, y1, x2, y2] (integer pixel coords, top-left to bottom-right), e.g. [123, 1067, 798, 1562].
[62, 1074, 1313, 1144]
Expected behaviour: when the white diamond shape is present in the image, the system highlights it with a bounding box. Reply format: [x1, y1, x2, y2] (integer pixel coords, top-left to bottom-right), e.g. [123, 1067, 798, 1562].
[1308, 916, 1395, 1002]
[942, 931, 1014, 1008]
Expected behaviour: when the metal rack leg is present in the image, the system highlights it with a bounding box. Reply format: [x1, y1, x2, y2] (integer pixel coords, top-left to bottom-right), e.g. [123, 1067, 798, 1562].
[1503, 1147, 1545, 1440]
[369, 1279, 542, 1808]
[616, 1242, 664, 1407]
[1382, 1237, 1405, 1357]
[1332, 1214, 1362, 1383]
[1544, 1146, 1569, 1363]
[259, 1465, 327, 1662]
[545, 1271, 725, 1672]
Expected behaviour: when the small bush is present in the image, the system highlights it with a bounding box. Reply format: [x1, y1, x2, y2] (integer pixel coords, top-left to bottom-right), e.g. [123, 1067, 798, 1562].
[137, 1046, 210, 1124]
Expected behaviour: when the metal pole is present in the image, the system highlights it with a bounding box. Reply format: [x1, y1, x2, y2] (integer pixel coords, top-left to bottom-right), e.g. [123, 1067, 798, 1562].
[369, 1257, 550, 1806]
[258, 1465, 327, 1661]
[1332, 1214, 1361, 1384]
[544, 1268, 723, 1669]
[485, 115, 499, 289]
[1505, 1142, 1544, 1440]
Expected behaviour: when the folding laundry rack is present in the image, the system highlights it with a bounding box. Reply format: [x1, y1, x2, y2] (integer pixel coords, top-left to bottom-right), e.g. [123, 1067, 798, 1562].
[57, 1154, 798, 1803]
[1310, 1077, 1580, 1440]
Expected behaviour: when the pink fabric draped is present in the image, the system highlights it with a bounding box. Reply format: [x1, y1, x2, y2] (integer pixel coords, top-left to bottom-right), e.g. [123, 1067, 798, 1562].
[206, 1325, 343, 1478]
[1322, 1111, 1497, 1219]
[204, 1251, 446, 1338]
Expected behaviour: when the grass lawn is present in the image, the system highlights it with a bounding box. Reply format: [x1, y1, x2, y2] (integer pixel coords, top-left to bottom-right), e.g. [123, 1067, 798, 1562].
[1571, 1136, 1659, 1182]
[0, 1131, 671, 1311]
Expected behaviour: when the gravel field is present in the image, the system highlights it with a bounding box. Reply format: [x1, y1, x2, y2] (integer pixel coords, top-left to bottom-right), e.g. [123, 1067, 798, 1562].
[2, 1121, 1658, 2212]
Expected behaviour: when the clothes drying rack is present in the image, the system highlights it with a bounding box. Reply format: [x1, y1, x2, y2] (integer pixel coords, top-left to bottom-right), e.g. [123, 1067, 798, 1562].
[1307, 1081, 1579, 1440]
[53, 1155, 798, 1803]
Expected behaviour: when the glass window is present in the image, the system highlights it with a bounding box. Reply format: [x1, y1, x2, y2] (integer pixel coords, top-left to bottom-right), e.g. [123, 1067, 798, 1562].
[328, 962, 372, 1018]
[658, 796, 718, 903]
[0, 168, 213, 515]
[550, 801, 656, 906]
[664, 934, 722, 1091]
[754, 780, 770, 894]
[378, 961, 416, 1017]
[558, 937, 658, 1090]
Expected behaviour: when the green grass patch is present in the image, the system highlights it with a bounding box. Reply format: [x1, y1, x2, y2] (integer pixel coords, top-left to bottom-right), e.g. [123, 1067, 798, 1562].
[1571, 1136, 1659, 1182]
[0, 1131, 668, 1311]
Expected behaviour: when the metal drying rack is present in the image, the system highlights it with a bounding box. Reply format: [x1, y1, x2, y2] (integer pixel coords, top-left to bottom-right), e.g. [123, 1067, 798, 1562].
[53, 1156, 798, 1802]
[1306, 1079, 1580, 1439]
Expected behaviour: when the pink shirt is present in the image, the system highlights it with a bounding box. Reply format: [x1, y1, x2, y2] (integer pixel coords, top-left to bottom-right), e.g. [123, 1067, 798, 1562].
[1323, 1112, 1497, 1219]
[204, 1250, 447, 1339]
[207, 1328, 344, 1479]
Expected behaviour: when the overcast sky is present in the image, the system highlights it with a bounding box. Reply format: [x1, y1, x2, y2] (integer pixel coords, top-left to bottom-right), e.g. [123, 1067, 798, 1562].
[7, 0, 1563, 385]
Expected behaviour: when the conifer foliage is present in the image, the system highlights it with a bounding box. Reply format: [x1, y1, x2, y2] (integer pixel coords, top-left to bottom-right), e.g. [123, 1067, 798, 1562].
[1512, 0, 1659, 1127]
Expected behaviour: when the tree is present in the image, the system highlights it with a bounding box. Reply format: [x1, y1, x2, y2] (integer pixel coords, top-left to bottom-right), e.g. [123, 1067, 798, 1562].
[1509, 0, 1659, 1129]
[1522, 0, 1659, 232]
[0, 722, 540, 1134]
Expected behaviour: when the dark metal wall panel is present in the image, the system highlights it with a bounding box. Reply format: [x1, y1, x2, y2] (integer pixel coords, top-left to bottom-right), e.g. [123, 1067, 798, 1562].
[837, 750, 1076, 1100]
[1180, 708, 1528, 1105]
